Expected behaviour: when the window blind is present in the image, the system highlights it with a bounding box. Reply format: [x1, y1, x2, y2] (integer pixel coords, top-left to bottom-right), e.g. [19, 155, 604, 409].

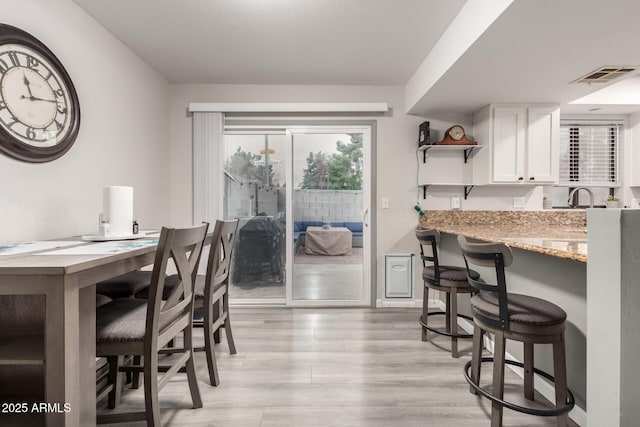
[559, 121, 621, 186]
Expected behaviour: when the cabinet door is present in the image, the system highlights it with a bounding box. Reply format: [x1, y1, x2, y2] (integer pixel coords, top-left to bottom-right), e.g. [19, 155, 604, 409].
[492, 107, 526, 183]
[526, 107, 559, 183]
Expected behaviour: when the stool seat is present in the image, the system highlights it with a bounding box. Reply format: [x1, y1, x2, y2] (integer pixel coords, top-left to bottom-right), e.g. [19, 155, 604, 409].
[471, 292, 567, 327]
[423, 265, 479, 285]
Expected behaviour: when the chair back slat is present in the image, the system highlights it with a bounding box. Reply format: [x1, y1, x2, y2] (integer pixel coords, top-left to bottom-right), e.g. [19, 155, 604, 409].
[204, 219, 239, 300]
[415, 227, 441, 283]
[164, 248, 194, 309]
[457, 235, 512, 330]
[145, 224, 208, 347]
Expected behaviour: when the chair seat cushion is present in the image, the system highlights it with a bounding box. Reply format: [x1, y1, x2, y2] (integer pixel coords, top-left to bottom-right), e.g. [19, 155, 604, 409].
[134, 275, 209, 300]
[96, 299, 175, 345]
[471, 292, 567, 326]
[95, 293, 113, 308]
[423, 265, 480, 283]
[96, 270, 153, 299]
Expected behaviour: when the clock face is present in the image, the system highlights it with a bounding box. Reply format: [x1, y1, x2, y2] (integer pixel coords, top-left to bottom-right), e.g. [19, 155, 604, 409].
[448, 125, 465, 141]
[0, 25, 80, 163]
[0, 44, 72, 146]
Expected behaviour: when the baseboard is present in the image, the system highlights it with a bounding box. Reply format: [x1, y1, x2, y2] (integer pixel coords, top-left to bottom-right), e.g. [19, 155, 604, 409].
[434, 301, 586, 427]
[376, 298, 439, 308]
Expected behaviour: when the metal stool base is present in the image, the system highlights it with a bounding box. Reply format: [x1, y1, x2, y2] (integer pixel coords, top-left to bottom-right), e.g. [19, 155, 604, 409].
[463, 357, 575, 417]
[420, 312, 473, 339]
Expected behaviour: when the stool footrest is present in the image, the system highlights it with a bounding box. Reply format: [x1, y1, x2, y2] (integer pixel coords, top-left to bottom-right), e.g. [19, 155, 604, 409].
[420, 313, 473, 339]
[463, 357, 575, 417]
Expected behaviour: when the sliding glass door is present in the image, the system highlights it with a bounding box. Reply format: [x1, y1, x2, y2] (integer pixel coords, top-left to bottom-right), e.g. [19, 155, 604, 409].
[286, 127, 371, 306]
[288, 128, 371, 305]
[222, 126, 371, 306]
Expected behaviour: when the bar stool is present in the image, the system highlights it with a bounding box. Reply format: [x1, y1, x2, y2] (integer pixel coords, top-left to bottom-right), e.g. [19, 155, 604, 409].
[457, 235, 574, 427]
[415, 228, 479, 358]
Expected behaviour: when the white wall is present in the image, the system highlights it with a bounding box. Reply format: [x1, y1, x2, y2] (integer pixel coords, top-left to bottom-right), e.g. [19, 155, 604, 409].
[0, 0, 171, 241]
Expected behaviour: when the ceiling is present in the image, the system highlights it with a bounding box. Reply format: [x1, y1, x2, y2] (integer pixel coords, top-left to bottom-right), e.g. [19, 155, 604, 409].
[73, 0, 465, 85]
[74, 0, 640, 115]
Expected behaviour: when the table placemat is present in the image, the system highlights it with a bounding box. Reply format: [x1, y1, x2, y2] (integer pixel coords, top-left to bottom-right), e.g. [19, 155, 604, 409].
[0, 241, 84, 256]
[36, 239, 158, 256]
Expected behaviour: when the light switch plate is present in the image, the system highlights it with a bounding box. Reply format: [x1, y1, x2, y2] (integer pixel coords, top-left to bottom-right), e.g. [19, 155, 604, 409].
[382, 197, 390, 209]
[513, 197, 526, 208]
[450, 196, 461, 210]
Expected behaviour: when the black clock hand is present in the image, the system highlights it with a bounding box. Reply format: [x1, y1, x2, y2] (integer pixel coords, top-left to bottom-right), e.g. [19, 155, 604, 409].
[20, 95, 59, 103]
[23, 73, 34, 98]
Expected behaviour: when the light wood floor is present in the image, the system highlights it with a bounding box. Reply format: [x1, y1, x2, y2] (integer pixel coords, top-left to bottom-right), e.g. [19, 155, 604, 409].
[229, 262, 363, 301]
[94, 308, 577, 427]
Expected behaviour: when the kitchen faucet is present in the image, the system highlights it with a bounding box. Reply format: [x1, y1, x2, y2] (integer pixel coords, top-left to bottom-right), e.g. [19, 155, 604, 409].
[567, 187, 594, 208]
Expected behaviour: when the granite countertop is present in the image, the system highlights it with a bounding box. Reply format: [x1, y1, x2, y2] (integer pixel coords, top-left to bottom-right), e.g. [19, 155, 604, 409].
[419, 210, 587, 263]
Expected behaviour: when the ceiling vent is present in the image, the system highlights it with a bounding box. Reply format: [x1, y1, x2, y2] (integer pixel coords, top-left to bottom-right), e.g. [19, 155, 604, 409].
[572, 66, 637, 84]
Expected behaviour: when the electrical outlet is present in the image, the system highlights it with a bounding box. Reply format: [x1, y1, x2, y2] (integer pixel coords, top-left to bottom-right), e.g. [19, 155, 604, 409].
[513, 197, 526, 209]
[382, 197, 390, 209]
[450, 196, 461, 210]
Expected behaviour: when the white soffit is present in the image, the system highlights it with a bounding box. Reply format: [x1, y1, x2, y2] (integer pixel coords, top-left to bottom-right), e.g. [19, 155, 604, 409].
[189, 102, 388, 113]
[405, 0, 514, 113]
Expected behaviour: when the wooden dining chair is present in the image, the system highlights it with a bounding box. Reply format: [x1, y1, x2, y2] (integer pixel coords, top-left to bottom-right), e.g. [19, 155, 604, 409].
[197, 219, 239, 385]
[133, 219, 240, 386]
[95, 223, 208, 425]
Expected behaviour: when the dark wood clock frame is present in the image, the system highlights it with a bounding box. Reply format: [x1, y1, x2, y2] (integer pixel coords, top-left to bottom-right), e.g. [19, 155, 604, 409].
[0, 24, 80, 163]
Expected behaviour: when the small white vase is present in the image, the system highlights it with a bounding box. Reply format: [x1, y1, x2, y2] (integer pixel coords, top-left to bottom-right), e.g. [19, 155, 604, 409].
[606, 200, 621, 208]
[543, 200, 553, 209]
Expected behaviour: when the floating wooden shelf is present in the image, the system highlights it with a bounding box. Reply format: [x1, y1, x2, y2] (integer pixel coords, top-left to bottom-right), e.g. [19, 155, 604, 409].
[419, 184, 475, 200]
[418, 144, 483, 163]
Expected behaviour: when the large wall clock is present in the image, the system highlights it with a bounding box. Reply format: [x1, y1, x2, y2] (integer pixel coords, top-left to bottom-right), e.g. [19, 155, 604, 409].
[0, 24, 80, 163]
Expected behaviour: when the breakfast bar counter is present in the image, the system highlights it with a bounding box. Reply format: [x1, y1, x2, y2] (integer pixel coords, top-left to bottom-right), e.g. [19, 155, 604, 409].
[417, 209, 588, 423]
[419, 210, 587, 262]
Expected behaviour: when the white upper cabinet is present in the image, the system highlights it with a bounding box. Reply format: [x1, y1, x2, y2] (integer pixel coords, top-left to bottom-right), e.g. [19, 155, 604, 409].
[472, 104, 559, 185]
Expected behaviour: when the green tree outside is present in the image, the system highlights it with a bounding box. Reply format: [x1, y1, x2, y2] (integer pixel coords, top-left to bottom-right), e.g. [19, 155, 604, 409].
[301, 134, 362, 190]
[226, 146, 275, 185]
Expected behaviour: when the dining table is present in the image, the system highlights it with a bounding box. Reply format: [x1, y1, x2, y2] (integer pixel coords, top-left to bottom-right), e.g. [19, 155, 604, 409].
[0, 235, 161, 426]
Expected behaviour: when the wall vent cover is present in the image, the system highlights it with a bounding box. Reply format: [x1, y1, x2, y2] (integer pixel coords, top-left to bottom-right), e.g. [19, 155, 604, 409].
[572, 66, 637, 84]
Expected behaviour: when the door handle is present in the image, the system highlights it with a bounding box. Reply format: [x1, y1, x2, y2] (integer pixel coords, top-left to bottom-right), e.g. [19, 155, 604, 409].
[363, 208, 369, 227]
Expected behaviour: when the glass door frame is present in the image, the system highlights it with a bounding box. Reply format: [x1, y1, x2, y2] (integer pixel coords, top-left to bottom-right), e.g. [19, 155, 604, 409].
[285, 126, 372, 307]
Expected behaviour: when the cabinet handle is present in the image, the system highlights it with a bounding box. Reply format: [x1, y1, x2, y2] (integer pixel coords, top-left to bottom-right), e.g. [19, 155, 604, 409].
[518, 177, 524, 181]
[529, 177, 535, 180]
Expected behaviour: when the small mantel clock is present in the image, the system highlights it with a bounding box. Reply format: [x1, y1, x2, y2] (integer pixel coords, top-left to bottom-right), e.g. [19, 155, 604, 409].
[436, 125, 476, 145]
